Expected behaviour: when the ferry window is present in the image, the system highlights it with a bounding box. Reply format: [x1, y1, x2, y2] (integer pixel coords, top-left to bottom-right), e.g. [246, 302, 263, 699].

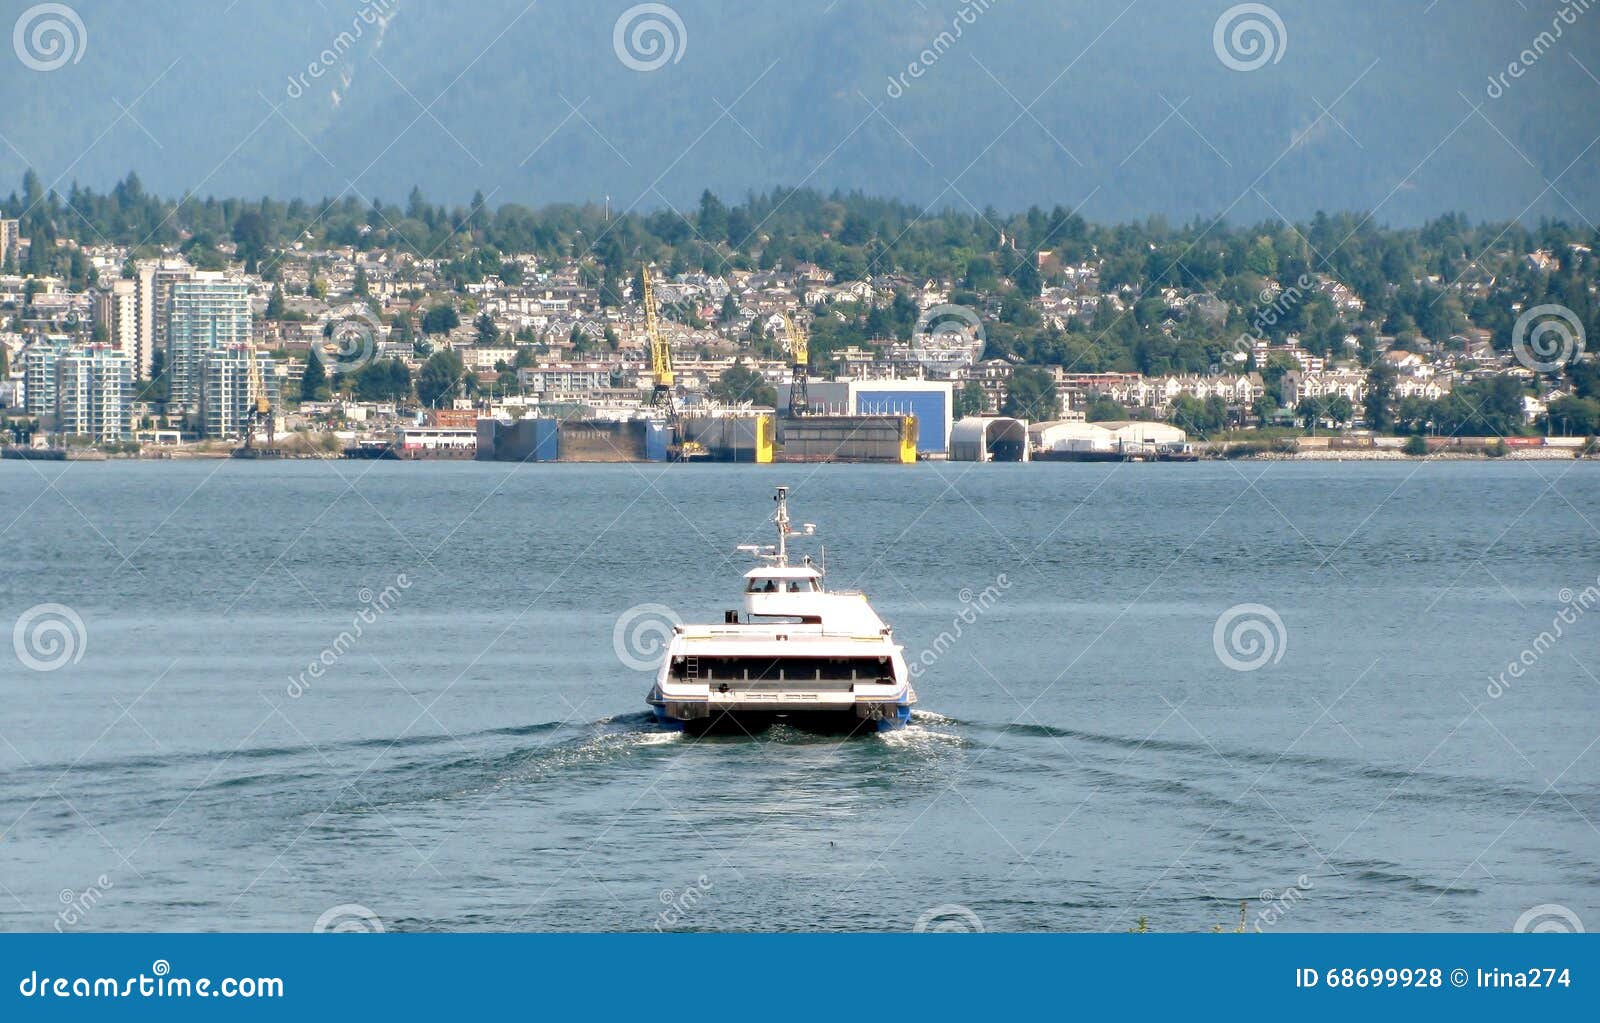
[786, 581, 805, 592]
[684, 657, 890, 684]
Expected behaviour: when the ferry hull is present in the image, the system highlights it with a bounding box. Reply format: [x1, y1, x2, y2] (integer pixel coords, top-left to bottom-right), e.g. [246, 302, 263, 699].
[648, 688, 913, 733]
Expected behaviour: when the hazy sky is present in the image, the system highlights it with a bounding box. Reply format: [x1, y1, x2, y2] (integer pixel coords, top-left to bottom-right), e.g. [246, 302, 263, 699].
[2, 0, 1596, 223]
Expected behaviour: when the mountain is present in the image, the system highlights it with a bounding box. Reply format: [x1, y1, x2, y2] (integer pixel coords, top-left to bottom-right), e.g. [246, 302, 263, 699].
[1, 0, 1595, 223]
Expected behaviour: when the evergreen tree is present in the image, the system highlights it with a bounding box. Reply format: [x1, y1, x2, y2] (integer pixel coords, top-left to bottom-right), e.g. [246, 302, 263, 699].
[475, 311, 498, 345]
[299, 352, 328, 402]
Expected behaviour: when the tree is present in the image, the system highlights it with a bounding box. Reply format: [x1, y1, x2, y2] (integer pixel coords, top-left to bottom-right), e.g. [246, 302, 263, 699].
[475, 311, 498, 345]
[299, 352, 328, 402]
[1403, 434, 1429, 456]
[354, 358, 413, 402]
[231, 211, 269, 267]
[1296, 393, 1354, 430]
[417, 350, 466, 407]
[265, 284, 285, 320]
[570, 324, 592, 354]
[697, 190, 728, 241]
[1001, 367, 1057, 420]
[422, 305, 460, 335]
[1012, 258, 1042, 299]
[1545, 395, 1600, 436]
[954, 380, 987, 418]
[709, 363, 776, 407]
[1168, 394, 1226, 436]
[352, 265, 369, 297]
[1085, 393, 1126, 422]
[1364, 361, 1397, 432]
[719, 294, 740, 324]
[1261, 353, 1297, 404]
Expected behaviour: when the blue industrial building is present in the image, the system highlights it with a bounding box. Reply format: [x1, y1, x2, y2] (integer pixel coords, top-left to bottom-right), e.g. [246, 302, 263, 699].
[779, 379, 953, 455]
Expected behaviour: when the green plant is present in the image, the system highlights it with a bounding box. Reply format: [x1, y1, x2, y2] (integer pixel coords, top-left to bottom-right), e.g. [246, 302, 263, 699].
[1402, 434, 1429, 456]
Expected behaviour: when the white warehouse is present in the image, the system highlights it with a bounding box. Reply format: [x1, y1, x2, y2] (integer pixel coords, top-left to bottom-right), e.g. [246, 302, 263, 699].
[1030, 420, 1187, 459]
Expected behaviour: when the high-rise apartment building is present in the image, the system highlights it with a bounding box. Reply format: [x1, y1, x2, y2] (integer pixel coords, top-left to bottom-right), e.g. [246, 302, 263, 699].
[167, 272, 250, 414]
[200, 345, 276, 440]
[56, 345, 134, 442]
[22, 340, 72, 417]
[134, 257, 193, 381]
[95, 279, 139, 362]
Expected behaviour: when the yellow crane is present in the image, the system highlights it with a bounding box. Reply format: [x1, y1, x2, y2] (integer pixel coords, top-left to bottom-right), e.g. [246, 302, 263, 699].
[641, 265, 675, 415]
[241, 344, 274, 451]
[640, 265, 704, 459]
[783, 312, 810, 417]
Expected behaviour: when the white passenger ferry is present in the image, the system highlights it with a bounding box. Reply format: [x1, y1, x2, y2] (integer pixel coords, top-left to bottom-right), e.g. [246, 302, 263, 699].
[647, 486, 915, 732]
